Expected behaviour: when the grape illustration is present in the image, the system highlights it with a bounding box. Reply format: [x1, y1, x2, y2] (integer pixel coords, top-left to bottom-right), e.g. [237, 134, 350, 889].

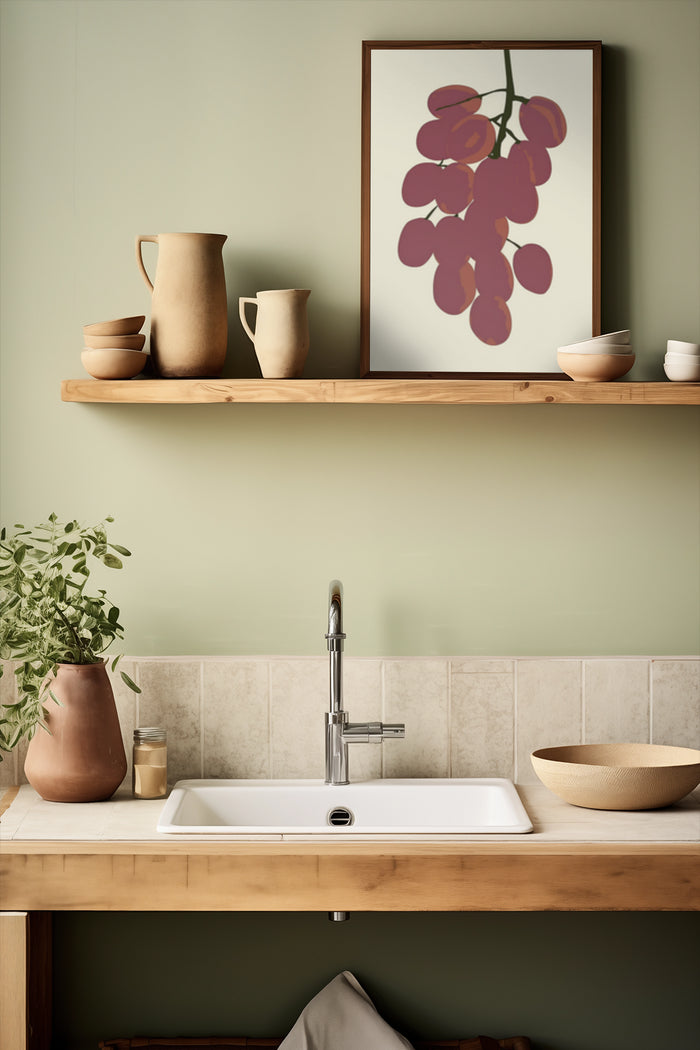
[398, 49, 567, 344]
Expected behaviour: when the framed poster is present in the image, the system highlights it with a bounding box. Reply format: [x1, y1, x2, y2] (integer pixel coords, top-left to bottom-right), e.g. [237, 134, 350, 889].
[360, 41, 601, 378]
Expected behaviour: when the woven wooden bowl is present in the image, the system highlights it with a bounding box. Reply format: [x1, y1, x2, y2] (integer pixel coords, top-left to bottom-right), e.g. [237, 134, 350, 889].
[531, 742, 700, 810]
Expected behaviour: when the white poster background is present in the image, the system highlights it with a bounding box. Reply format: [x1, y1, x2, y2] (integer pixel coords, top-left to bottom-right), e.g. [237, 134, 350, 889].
[368, 47, 594, 374]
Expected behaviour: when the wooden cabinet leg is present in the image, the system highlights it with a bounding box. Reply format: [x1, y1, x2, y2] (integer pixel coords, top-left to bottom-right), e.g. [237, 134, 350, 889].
[0, 912, 51, 1050]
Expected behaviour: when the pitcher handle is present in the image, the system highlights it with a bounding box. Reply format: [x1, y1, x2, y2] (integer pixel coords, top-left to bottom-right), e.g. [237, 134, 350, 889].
[136, 235, 159, 291]
[238, 297, 258, 344]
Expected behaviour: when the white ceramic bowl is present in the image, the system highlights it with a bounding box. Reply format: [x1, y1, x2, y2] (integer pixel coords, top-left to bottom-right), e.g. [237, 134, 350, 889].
[557, 351, 635, 382]
[587, 330, 631, 344]
[667, 339, 700, 356]
[81, 348, 148, 380]
[663, 355, 700, 382]
[557, 341, 634, 356]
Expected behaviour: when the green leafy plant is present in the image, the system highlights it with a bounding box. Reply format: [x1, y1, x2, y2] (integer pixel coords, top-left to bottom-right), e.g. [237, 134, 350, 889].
[0, 514, 140, 755]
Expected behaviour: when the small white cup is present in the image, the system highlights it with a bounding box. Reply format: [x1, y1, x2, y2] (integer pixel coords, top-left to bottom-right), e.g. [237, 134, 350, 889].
[664, 356, 700, 382]
[667, 339, 700, 356]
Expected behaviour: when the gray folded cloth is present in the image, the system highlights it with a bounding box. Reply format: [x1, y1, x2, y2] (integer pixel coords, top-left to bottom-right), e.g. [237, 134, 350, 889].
[278, 970, 415, 1050]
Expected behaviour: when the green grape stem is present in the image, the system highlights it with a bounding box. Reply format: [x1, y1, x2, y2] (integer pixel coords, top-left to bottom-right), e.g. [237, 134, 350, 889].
[492, 49, 516, 158]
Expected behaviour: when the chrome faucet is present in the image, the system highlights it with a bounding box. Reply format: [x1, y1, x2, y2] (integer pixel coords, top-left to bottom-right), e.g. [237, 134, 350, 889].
[324, 580, 405, 785]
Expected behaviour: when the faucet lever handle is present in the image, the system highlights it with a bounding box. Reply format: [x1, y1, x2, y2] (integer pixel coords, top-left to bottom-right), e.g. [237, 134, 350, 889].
[343, 721, 406, 743]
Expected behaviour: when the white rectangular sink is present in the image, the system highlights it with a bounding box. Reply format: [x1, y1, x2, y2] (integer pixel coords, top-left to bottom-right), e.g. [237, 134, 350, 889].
[157, 778, 533, 835]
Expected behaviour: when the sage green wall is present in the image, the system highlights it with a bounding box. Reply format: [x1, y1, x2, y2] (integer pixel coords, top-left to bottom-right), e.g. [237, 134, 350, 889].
[1, 0, 699, 657]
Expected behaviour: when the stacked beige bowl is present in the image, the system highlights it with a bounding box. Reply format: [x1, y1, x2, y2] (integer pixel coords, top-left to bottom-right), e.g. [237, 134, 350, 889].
[557, 330, 634, 382]
[664, 339, 700, 381]
[82, 315, 148, 379]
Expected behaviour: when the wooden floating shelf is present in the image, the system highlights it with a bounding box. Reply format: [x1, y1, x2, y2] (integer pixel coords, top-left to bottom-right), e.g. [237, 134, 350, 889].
[61, 378, 700, 406]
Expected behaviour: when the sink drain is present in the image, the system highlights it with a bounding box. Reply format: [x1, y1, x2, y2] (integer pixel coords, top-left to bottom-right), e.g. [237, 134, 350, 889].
[327, 806, 354, 827]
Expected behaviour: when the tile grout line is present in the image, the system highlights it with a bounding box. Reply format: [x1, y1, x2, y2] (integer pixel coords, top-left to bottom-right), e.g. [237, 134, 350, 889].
[199, 660, 205, 778]
[449, 659, 455, 776]
[380, 660, 386, 779]
[267, 660, 274, 778]
[581, 659, 587, 744]
[513, 660, 519, 783]
[649, 658, 654, 744]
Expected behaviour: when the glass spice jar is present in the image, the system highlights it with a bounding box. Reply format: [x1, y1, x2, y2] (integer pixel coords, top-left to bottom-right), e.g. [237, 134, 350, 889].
[132, 727, 167, 799]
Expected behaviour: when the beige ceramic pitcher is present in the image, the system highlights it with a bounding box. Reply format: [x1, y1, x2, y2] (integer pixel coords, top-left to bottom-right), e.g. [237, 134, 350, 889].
[136, 232, 228, 377]
[239, 288, 310, 378]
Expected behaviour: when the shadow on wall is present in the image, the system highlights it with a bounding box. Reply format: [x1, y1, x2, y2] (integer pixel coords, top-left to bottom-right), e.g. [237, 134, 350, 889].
[223, 250, 360, 379]
[600, 46, 631, 341]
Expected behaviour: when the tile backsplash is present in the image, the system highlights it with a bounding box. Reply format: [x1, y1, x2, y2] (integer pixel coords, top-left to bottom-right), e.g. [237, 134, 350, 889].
[1, 656, 698, 789]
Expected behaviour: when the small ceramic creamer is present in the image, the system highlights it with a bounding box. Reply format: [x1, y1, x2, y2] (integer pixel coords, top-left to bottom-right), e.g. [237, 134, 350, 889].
[239, 288, 310, 378]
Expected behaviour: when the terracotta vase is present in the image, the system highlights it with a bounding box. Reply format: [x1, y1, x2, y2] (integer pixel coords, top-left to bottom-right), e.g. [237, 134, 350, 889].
[239, 288, 310, 378]
[136, 232, 228, 377]
[24, 662, 127, 803]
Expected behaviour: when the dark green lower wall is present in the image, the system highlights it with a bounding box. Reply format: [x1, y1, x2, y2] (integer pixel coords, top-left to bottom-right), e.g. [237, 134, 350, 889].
[53, 912, 699, 1050]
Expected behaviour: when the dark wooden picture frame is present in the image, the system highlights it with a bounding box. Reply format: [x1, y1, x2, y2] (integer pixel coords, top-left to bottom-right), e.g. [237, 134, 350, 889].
[360, 41, 602, 379]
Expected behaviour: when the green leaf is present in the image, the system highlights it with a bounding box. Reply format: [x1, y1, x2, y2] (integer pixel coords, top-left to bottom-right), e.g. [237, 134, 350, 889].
[108, 605, 120, 624]
[102, 554, 123, 569]
[120, 670, 141, 694]
[13, 545, 26, 565]
[109, 544, 131, 557]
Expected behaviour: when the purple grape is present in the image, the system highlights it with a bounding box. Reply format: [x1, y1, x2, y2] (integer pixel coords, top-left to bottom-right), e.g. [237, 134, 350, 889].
[435, 163, 474, 214]
[472, 157, 512, 216]
[508, 140, 551, 186]
[402, 162, 443, 207]
[475, 251, 514, 301]
[469, 295, 512, 345]
[433, 261, 476, 315]
[433, 215, 470, 266]
[503, 176, 539, 224]
[474, 155, 538, 224]
[398, 218, 436, 267]
[519, 96, 567, 148]
[428, 84, 482, 119]
[513, 243, 553, 293]
[463, 203, 509, 258]
[416, 119, 450, 160]
[447, 114, 496, 164]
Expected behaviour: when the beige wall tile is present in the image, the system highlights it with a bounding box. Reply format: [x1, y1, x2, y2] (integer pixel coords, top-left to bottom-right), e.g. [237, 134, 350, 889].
[137, 660, 202, 784]
[0, 661, 19, 787]
[342, 659, 383, 781]
[584, 659, 649, 744]
[516, 660, 582, 783]
[383, 660, 449, 777]
[270, 659, 327, 778]
[450, 660, 514, 778]
[203, 659, 270, 778]
[652, 659, 700, 748]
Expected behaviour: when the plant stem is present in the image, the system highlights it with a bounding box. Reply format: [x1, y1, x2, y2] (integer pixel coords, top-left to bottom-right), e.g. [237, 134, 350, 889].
[51, 601, 90, 662]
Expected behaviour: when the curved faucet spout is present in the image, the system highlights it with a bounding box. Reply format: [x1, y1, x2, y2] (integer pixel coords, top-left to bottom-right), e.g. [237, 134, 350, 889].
[326, 580, 345, 649]
[323, 579, 405, 785]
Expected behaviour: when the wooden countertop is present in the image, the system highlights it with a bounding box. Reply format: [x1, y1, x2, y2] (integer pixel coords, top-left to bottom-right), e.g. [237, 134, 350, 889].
[1, 784, 698, 912]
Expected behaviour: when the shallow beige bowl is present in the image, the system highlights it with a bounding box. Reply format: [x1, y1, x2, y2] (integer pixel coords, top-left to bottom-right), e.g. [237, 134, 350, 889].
[557, 350, 635, 382]
[531, 743, 700, 810]
[84, 332, 146, 350]
[81, 348, 147, 380]
[83, 314, 145, 337]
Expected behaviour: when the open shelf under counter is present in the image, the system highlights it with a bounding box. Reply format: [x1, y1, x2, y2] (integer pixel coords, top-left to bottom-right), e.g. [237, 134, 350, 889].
[61, 377, 700, 405]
